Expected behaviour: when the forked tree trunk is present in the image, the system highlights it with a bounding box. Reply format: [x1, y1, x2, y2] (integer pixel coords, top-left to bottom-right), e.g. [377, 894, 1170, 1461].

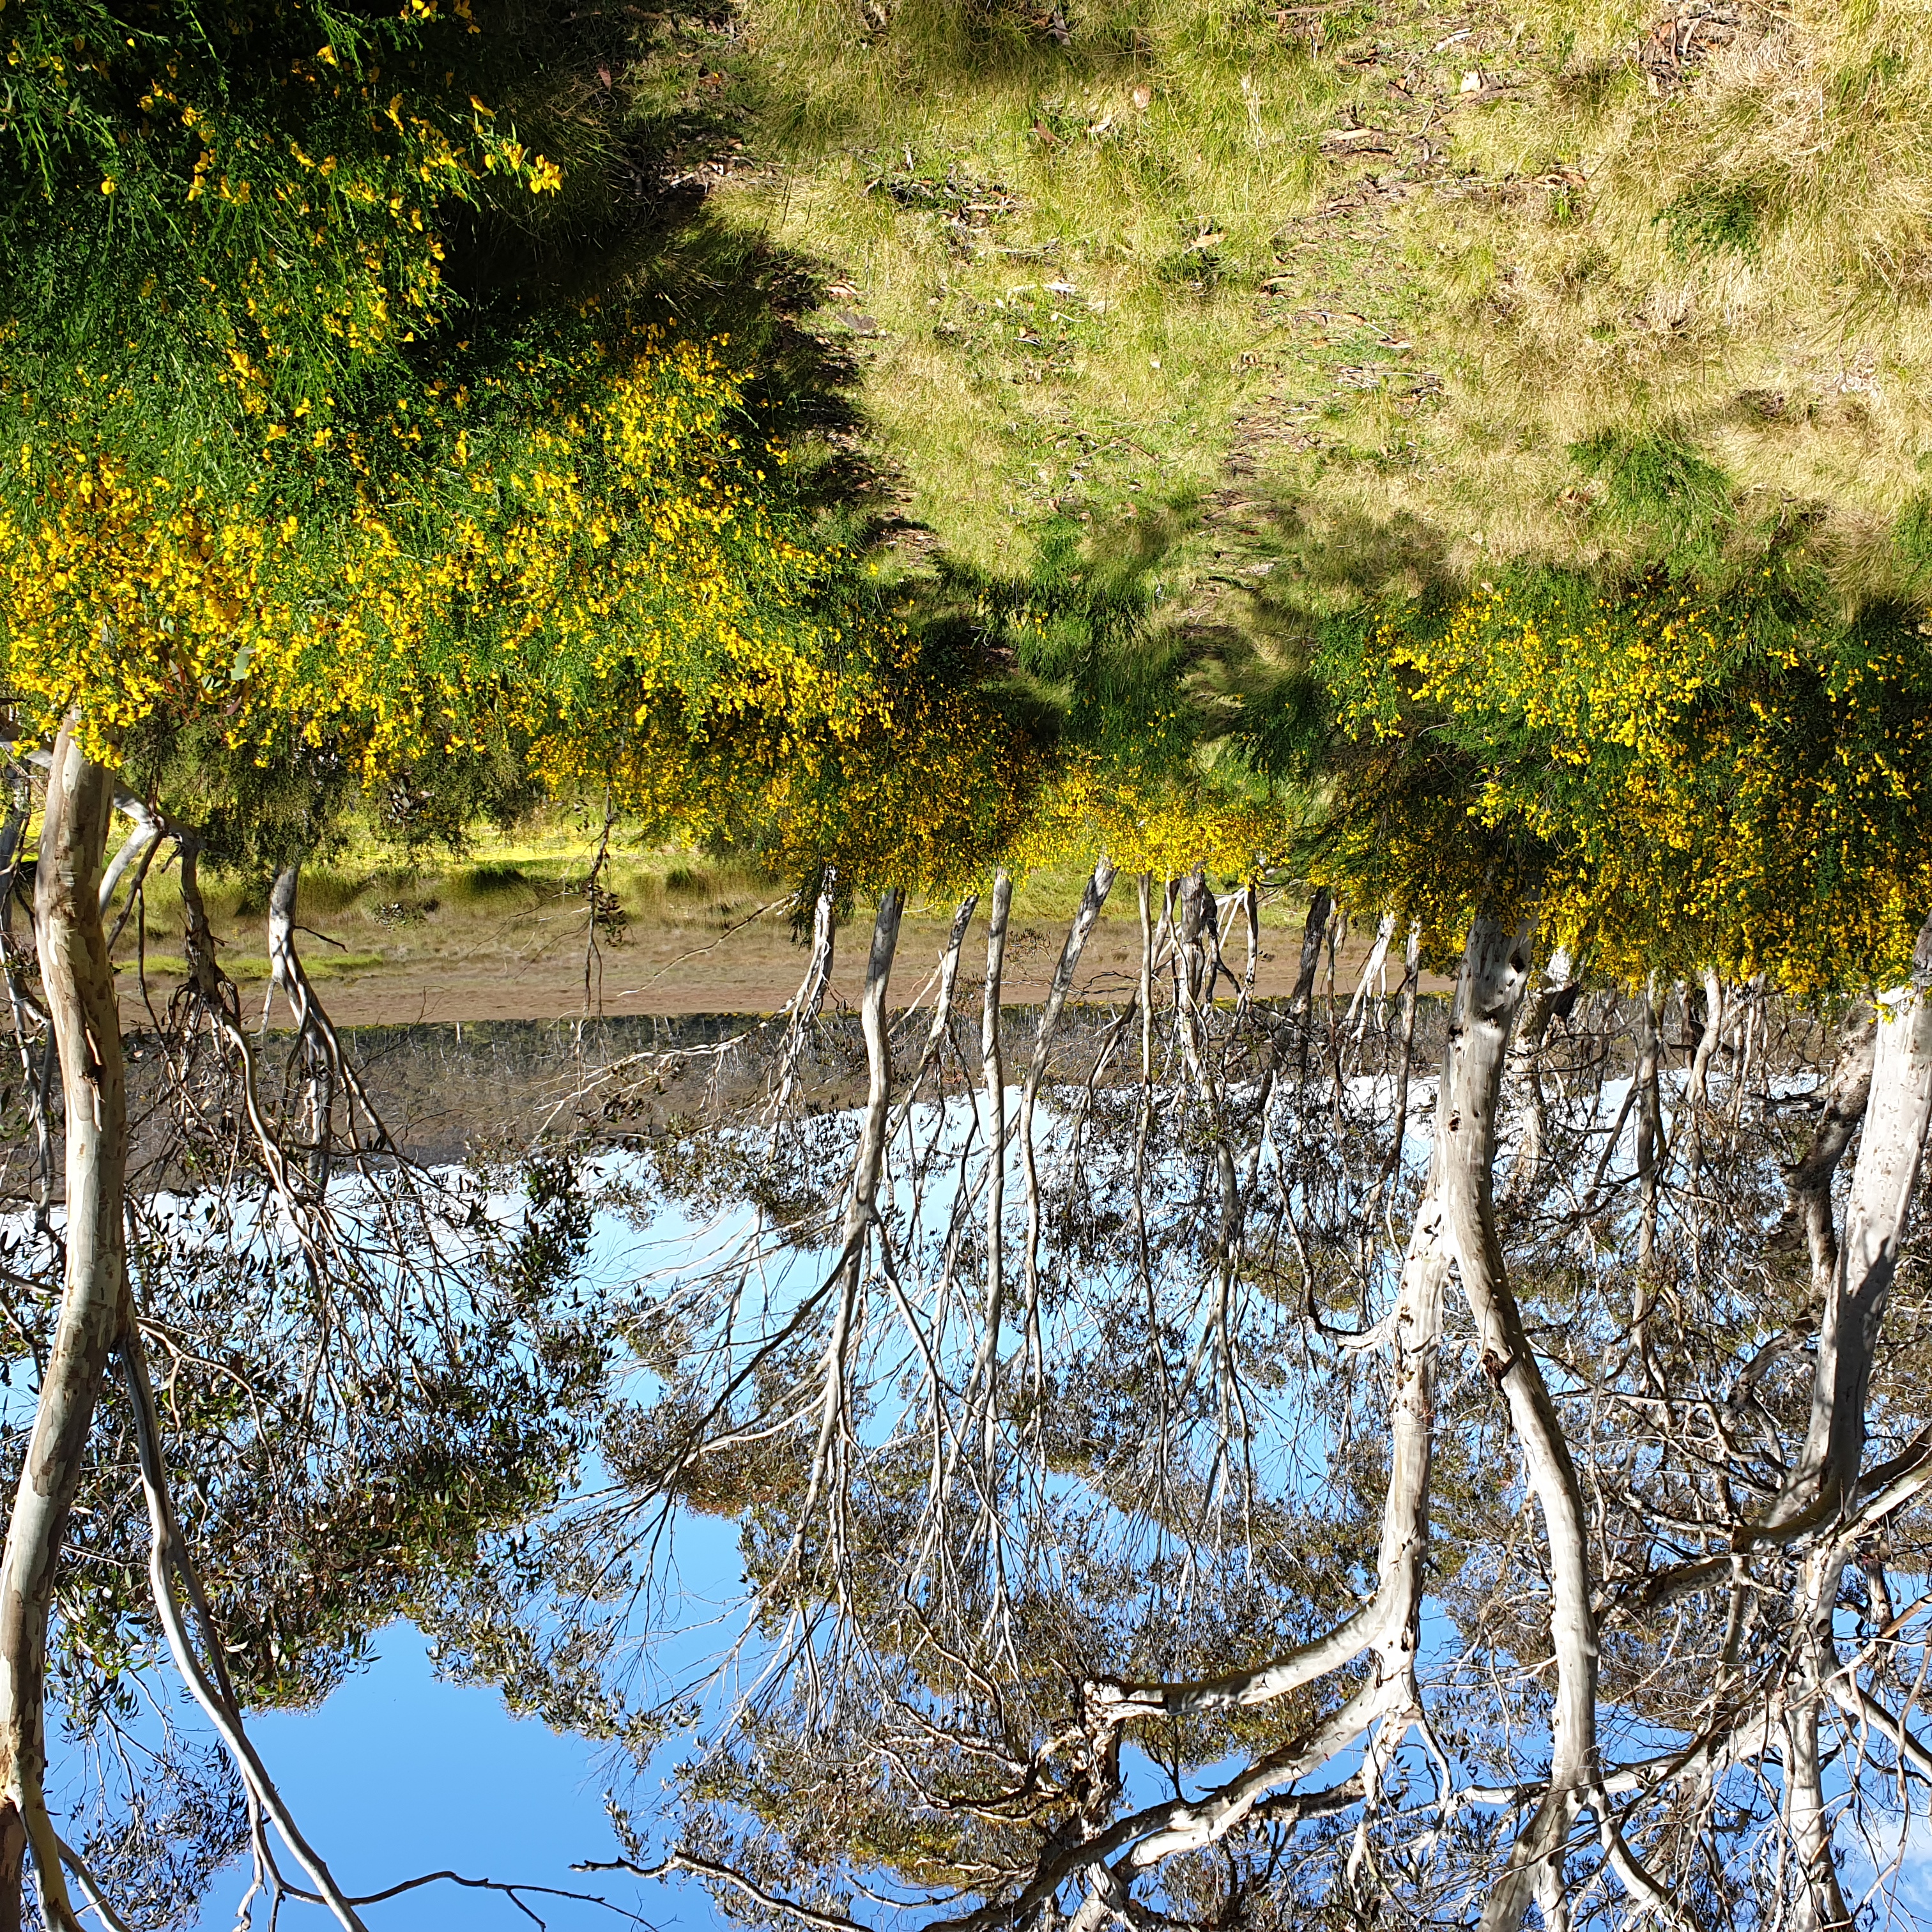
[1343, 911, 1396, 1038]
[0, 732, 127, 1929]
[1434, 921, 1623, 1932]
[263, 862, 309, 1033]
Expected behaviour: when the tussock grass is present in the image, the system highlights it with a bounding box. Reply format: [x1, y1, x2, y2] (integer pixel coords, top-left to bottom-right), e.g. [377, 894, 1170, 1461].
[292, 868, 367, 917]
[454, 861, 532, 893]
[702, 0, 1351, 571]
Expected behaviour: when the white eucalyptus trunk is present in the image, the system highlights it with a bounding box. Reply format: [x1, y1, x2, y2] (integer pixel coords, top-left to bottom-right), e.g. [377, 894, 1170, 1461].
[0, 732, 126, 1929]
[1431, 922, 1618, 1932]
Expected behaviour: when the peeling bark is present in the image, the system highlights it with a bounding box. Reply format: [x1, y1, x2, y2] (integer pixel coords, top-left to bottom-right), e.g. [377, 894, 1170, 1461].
[1289, 887, 1330, 1016]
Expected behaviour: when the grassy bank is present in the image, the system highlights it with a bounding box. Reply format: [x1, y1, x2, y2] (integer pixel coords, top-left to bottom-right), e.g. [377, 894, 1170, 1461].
[109, 825, 1312, 996]
[624, 0, 1932, 637]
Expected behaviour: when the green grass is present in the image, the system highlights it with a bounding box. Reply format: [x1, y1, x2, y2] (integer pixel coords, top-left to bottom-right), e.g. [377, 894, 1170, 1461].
[116, 952, 388, 982]
[597, 0, 1932, 684]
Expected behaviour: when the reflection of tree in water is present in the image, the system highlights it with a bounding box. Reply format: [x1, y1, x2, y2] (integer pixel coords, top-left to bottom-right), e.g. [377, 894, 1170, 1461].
[0, 775, 611, 1927]
[437, 873, 1932, 1932]
[8, 802, 1931, 1928]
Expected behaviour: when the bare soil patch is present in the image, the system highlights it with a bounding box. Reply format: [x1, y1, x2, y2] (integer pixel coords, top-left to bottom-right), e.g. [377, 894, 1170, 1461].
[114, 864, 1440, 1027]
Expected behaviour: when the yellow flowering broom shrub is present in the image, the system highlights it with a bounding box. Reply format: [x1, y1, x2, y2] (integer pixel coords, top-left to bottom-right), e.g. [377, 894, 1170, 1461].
[1310, 572, 1932, 994]
[1, 4, 1285, 900]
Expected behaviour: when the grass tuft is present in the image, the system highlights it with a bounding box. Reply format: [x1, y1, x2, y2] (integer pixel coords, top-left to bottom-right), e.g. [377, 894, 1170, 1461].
[1570, 430, 1735, 555]
[454, 862, 534, 901]
[1658, 182, 1767, 260]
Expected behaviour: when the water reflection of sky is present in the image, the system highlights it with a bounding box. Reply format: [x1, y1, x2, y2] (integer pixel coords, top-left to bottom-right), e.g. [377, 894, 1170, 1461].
[192, 1620, 651, 1930]
[142, 1058, 1932, 1923]
[153, 1161, 749, 1929]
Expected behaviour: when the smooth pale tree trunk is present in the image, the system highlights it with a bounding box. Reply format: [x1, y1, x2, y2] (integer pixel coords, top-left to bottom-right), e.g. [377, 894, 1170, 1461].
[1430, 921, 1626, 1932]
[1089, 918, 1521, 1735]
[1380, 926, 1422, 1195]
[968, 867, 1013, 1457]
[1016, 859, 1113, 1402]
[1343, 910, 1396, 1038]
[1775, 922, 1932, 1529]
[1781, 1009, 1876, 1307]
[263, 862, 309, 1032]
[1069, 919, 1550, 1911]
[1172, 872, 1240, 1288]
[0, 732, 126, 1930]
[796, 890, 903, 1557]
[1501, 947, 1570, 1204]
[770, 869, 838, 1121]
[119, 1342, 369, 1932]
[891, 895, 977, 1130]
[1771, 921, 1932, 1932]
[98, 796, 161, 937]
[1678, 969, 1725, 1262]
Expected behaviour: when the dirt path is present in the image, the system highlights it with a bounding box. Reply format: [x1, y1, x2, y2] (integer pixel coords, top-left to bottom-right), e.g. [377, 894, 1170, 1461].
[119, 903, 1440, 1028]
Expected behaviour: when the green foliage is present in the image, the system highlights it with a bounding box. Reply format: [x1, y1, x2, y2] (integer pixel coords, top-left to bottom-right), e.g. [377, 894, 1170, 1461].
[1568, 429, 1734, 562]
[0, 0, 570, 435]
[1303, 559, 1932, 991]
[1659, 181, 1767, 259]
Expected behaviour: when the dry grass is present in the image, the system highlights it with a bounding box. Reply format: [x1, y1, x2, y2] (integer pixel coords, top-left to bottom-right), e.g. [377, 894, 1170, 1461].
[641, 0, 1932, 633]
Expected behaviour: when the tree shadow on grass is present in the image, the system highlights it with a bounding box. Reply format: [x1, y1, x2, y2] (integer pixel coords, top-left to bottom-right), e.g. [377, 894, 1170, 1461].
[438, 4, 889, 526]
